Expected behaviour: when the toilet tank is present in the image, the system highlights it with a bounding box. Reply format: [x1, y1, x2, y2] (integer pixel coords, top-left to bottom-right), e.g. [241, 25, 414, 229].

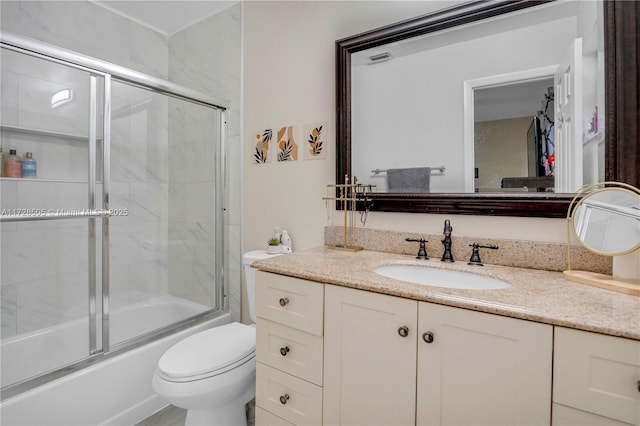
[242, 250, 282, 323]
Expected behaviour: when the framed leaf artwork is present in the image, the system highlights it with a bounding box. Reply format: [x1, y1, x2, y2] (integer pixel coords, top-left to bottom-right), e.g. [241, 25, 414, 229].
[253, 129, 272, 164]
[303, 122, 327, 160]
[276, 126, 298, 162]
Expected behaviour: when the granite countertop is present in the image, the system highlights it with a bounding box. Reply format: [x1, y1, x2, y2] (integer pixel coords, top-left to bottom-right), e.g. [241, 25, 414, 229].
[252, 247, 640, 341]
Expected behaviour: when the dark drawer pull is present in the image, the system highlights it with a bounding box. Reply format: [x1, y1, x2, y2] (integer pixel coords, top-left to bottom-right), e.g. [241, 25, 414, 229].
[398, 326, 409, 337]
[279, 297, 289, 307]
[280, 346, 290, 356]
[422, 331, 435, 343]
[279, 394, 290, 405]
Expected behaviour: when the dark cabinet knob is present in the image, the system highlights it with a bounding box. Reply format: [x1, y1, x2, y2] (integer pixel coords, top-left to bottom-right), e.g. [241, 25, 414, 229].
[422, 331, 435, 343]
[398, 326, 409, 337]
[279, 394, 290, 405]
[279, 297, 289, 306]
[280, 346, 290, 356]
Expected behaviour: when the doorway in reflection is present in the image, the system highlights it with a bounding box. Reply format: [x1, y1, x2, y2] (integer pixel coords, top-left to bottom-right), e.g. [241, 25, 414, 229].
[473, 79, 555, 193]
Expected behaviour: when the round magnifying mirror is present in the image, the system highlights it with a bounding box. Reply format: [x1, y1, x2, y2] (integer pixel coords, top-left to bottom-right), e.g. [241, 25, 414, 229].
[571, 188, 640, 255]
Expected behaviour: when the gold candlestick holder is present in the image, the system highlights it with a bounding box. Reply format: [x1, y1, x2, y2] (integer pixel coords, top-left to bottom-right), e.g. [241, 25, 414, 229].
[323, 175, 371, 252]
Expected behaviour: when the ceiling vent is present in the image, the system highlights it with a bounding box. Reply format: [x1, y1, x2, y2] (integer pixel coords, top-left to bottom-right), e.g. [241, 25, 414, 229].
[368, 52, 392, 64]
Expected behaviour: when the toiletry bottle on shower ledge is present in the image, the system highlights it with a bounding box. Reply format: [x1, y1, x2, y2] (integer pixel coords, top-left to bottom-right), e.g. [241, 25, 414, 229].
[22, 152, 37, 178]
[5, 149, 22, 178]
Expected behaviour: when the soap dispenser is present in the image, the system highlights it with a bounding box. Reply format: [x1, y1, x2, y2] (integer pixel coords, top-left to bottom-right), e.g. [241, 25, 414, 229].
[280, 230, 292, 253]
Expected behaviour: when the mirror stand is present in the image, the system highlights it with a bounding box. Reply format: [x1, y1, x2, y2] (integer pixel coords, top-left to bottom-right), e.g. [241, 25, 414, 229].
[564, 182, 640, 295]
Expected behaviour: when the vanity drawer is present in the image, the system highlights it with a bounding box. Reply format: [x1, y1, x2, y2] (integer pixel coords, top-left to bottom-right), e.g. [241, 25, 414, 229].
[255, 407, 294, 426]
[552, 403, 633, 426]
[255, 271, 324, 336]
[553, 327, 640, 425]
[256, 362, 323, 426]
[256, 318, 323, 385]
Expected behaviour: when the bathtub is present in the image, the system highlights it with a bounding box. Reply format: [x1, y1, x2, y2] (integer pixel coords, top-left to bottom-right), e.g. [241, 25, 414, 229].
[1, 295, 231, 426]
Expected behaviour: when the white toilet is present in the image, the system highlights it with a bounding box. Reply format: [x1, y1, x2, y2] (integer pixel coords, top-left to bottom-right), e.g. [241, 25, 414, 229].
[152, 250, 279, 426]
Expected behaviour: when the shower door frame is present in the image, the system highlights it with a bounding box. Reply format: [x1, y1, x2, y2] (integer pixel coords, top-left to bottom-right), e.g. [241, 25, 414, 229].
[0, 31, 230, 400]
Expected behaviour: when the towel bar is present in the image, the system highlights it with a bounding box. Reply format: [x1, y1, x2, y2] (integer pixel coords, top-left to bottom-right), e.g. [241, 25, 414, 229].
[371, 166, 445, 175]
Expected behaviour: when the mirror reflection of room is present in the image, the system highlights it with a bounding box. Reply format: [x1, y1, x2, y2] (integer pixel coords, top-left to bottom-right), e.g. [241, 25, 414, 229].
[351, 0, 604, 194]
[474, 80, 555, 193]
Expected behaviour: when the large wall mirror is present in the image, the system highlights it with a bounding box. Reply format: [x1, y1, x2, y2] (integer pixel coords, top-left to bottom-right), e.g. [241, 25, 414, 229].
[336, 0, 639, 217]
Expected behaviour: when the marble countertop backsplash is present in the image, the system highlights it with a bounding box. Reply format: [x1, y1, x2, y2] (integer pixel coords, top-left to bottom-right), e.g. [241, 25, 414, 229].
[253, 240, 639, 340]
[324, 226, 612, 274]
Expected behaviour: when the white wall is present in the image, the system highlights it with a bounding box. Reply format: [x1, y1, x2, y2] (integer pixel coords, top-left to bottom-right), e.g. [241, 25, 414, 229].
[242, 0, 568, 259]
[475, 117, 531, 191]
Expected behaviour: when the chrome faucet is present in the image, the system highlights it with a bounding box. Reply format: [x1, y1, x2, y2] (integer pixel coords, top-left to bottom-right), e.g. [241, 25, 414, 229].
[441, 219, 454, 262]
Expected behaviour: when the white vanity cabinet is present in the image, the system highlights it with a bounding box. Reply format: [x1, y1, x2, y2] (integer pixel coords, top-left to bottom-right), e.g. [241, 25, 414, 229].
[323, 284, 418, 426]
[254, 271, 324, 426]
[552, 327, 640, 426]
[323, 284, 553, 426]
[255, 271, 638, 426]
[417, 302, 552, 425]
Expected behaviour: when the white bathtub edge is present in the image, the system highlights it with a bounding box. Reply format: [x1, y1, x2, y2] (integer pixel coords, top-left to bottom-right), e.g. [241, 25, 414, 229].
[100, 394, 167, 426]
[1, 312, 231, 426]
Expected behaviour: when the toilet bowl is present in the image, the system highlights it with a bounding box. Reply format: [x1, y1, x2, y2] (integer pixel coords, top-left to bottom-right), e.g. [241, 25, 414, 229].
[152, 250, 281, 426]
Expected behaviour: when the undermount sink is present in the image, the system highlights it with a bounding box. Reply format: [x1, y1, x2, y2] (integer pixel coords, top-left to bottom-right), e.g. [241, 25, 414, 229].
[373, 265, 511, 290]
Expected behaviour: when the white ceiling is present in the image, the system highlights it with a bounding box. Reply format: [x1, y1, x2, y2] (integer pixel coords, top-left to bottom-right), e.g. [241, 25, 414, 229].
[93, 1, 237, 36]
[475, 78, 554, 123]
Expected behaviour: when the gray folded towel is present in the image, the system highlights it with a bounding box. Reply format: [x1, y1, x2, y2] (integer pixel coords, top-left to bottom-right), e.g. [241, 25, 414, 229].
[387, 167, 431, 192]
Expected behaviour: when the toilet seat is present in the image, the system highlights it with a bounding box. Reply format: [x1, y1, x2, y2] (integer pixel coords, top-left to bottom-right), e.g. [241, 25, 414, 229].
[157, 322, 256, 383]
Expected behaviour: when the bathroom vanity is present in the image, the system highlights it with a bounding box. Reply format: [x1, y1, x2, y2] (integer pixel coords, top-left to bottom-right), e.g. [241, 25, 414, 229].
[253, 248, 640, 426]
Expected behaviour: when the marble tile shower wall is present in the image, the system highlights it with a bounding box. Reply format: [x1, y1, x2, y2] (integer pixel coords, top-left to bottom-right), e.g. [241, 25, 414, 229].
[110, 84, 170, 310]
[0, 0, 243, 335]
[0, 83, 172, 338]
[168, 3, 242, 321]
[0, 1, 169, 79]
[167, 99, 218, 308]
[1, 187, 91, 338]
[0, 1, 171, 338]
[0, 52, 102, 336]
[0, 50, 96, 180]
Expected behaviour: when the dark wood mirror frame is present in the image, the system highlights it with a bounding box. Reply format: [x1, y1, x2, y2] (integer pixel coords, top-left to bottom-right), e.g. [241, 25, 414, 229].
[336, 0, 639, 218]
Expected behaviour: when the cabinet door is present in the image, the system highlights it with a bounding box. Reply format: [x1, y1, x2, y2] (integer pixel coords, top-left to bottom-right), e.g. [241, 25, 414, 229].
[324, 285, 417, 426]
[553, 327, 640, 425]
[417, 302, 552, 426]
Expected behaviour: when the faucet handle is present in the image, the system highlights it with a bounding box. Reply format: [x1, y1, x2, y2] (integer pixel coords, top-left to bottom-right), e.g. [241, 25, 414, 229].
[406, 238, 429, 260]
[468, 243, 498, 266]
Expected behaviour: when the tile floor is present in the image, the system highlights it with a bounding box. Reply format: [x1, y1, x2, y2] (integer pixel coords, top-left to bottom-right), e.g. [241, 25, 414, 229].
[135, 405, 186, 426]
[135, 400, 255, 426]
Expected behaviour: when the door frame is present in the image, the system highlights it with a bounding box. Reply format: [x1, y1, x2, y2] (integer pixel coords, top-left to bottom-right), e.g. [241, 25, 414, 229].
[462, 65, 558, 192]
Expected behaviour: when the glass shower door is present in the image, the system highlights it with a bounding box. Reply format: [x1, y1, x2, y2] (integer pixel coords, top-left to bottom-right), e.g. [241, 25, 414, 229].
[1, 38, 227, 396]
[0, 47, 106, 387]
[107, 80, 223, 348]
